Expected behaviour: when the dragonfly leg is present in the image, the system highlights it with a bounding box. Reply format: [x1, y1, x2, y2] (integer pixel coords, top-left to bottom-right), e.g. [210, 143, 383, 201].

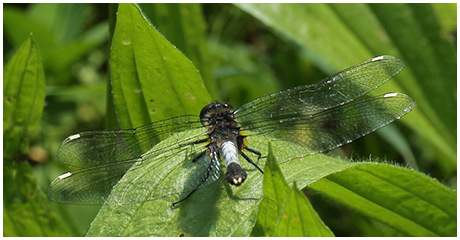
[244, 146, 262, 160]
[192, 151, 206, 163]
[172, 157, 216, 207]
[172, 188, 198, 207]
[240, 151, 264, 174]
[237, 135, 262, 161]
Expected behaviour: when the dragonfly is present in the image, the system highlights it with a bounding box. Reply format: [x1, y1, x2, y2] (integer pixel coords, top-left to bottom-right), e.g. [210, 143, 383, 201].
[48, 55, 414, 206]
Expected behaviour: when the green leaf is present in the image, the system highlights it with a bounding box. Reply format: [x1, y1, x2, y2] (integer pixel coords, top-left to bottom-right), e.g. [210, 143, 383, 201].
[307, 164, 456, 236]
[109, 3, 211, 130]
[252, 142, 290, 236]
[28, 3, 93, 44]
[253, 143, 334, 237]
[81, 4, 455, 236]
[3, 34, 46, 158]
[235, 2, 456, 174]
[433, 3, 457, 32]
[276, 182, 334, 237]
[269, 143, 456, 237]
[139, 3, 218, 98]
[84, 126, 456, 236]
[236, 3, 372, 72]
[86, 129, 266, 237]
[4, 162, 71, 236]
[3, 6, 56, 50]
[3, 34, 70, 237]
[368, 3, 456, 171]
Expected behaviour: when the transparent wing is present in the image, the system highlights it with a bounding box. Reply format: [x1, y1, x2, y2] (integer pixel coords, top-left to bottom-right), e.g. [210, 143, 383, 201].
[56, 115, 203, 168]
[48, 116, 214, 204]
[107, 145, 222, 205]
[235, 55, 404, 120]
[48, 157, 142, 204]
[240, 93, 414, 161]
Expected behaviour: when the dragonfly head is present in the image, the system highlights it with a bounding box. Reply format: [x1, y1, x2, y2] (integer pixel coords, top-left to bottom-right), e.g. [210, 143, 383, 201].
[200, 102, 234, 127]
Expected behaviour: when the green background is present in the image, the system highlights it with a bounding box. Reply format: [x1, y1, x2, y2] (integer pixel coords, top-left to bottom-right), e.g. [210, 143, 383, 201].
[3, 3, 456, 237]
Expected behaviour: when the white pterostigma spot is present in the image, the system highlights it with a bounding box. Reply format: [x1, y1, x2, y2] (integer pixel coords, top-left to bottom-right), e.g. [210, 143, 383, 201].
[68, 134, 80, 141]
[372, 56, 384, 61]
[384, 92, 399, 98]
[58, 172, 72, 179]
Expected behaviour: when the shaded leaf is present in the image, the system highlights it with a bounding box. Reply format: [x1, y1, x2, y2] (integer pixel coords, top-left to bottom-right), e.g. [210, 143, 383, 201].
[28, 3, 93, 44]
[236, 3, 372, 73]
[207, 37, 282, 107]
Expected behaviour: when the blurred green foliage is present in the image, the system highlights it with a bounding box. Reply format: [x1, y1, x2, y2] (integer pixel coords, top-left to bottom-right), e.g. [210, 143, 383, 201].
[3, 3, 456, 237]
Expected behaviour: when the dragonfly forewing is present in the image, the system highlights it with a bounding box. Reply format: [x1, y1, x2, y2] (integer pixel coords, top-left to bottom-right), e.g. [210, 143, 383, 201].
[56, 116, 203, 168]
[235, 55, 404, 120]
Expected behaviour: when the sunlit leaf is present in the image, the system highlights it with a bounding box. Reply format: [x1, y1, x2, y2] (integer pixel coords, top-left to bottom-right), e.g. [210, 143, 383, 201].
[109, 3, 211, 130]
[140, 3, 218, 98]
[253, 143, 334, 237]
[308, 164, 456, 236]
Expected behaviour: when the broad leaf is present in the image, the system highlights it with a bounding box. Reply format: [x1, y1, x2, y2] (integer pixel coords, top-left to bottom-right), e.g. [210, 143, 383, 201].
[85, 127, 456, 236]
[253, 143, 334, 237]
[252, 143, 291, 236]
[109, 3, 211, 130]
[140, 3, 217, 98]
[275, 182, 333, 237]
[307, 164, 456, 237]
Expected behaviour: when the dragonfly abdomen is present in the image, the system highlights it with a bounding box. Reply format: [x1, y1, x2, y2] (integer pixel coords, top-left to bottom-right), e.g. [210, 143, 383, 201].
[220, 140, 247, 185]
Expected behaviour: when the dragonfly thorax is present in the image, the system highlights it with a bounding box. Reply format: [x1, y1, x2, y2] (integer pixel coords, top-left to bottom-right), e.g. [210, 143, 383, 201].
[200, 102, 240, 137]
